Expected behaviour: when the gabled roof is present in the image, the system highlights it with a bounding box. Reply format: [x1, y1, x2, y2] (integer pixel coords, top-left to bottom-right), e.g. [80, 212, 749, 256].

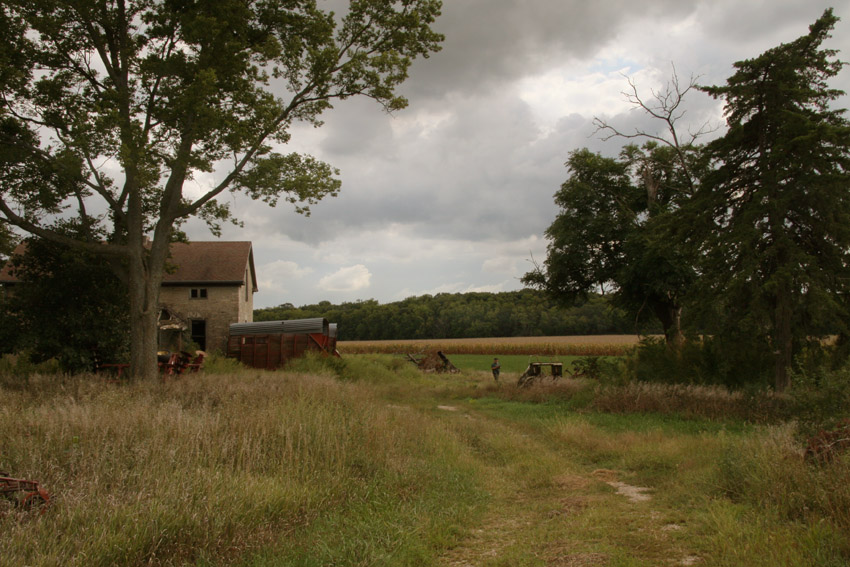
[163, 241, 257, 291]
[1, 241, 258, 292]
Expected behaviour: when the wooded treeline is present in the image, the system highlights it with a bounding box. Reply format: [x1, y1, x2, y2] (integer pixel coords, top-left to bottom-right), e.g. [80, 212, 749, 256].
[254, 290, 641, 341]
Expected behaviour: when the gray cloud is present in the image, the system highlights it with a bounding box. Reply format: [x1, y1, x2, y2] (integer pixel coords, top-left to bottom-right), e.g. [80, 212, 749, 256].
[190, 0, 850, 308]
[405, 0, 699, 99]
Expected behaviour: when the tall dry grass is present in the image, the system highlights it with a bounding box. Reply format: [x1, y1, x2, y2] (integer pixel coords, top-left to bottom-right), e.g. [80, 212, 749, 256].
[0, 370, 481, 566]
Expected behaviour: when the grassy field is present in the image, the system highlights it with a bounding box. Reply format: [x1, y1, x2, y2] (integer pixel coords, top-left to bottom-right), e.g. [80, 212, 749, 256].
[338, 335, 642, 356]
[2, 353, 849, 566]
[447, 353, 581, 375]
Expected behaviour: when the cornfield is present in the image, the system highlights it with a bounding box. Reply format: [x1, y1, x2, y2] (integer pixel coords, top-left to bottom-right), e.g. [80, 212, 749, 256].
[337, 335, 641, 357]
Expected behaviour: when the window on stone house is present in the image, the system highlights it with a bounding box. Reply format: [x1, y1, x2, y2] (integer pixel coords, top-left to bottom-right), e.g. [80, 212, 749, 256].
[190, 288, 208, 299]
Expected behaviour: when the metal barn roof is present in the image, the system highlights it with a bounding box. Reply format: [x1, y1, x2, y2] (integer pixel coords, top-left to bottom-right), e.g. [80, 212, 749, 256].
[229, 318, 329, 336]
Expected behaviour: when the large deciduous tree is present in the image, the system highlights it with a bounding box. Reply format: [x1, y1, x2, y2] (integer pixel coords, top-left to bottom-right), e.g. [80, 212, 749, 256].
[0, 220, 15, 262]
[524, 72, 707, 348]
[0, 0, 443, 378]
[696, 9, 850, 391]
[522, 142, 699, 347]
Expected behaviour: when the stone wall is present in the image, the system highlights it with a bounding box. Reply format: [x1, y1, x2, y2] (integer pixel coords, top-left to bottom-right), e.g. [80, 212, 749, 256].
[160, 283, 253, 353]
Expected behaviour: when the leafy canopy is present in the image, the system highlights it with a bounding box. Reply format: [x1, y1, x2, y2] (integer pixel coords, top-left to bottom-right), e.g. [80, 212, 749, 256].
[0, 0, 443, 376]
[0, 0, 444, 241]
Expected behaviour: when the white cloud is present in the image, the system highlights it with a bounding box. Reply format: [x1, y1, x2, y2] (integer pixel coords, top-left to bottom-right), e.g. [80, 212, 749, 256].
[318, 265, 372, 293]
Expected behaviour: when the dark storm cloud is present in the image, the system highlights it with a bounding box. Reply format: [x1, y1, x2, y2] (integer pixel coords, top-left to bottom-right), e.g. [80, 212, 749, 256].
[404, 0, 698, 100]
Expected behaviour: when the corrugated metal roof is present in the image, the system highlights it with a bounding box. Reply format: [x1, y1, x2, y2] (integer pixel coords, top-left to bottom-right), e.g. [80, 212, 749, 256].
[230, 318, 329, 336]
[329, 323, 338, 338]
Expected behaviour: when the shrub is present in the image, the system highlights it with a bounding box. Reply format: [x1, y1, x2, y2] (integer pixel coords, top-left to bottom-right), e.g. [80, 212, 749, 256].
[789, 361, 850, 436]
[624, 336, 774, 389]
[717, 424, 850, 538]
[201, 351, 250, 375]
[285, 351, 348, 378]
[0, 352, 62, 380]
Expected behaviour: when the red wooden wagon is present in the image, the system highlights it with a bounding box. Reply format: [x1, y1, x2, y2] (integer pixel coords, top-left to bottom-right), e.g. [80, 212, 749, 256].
[227, 318, 340, 370]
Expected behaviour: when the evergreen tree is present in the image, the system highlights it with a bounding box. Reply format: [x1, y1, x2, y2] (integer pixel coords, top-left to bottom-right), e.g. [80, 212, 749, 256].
[696, 9, 850, 391]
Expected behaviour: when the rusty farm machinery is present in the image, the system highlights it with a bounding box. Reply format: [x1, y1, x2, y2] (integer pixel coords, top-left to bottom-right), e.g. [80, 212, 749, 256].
[1, 473, 49, 514]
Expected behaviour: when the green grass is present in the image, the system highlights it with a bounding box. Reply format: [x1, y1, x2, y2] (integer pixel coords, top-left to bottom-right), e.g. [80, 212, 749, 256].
[446, 353, 582, 375]
[2, 356, 848, 566]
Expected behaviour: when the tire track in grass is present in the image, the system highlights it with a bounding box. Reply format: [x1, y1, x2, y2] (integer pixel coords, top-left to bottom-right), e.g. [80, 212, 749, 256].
[431, 400, 703, 567]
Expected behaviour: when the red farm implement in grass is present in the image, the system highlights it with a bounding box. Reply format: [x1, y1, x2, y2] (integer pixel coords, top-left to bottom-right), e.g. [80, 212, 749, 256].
[97, 350, 205, 380]
[0, 473, 49, 513]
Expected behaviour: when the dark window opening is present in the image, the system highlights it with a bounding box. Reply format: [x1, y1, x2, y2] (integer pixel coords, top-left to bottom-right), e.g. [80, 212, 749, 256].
[191, 320, 206, 351]
[191, 288, 208, 299]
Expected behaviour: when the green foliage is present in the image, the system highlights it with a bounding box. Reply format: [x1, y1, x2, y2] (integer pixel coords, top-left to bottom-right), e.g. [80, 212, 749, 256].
[0, 0, 443, 377]
[523, 142, 700, 346]
[0, 351, 61, 379]
[2, 225, 130, 372]
[256, 290, 636, 340]
[201, 351, 249, 375]
[788, 361, 850, 436]
[622, 337, 774, 389]
[716, 424, 850, 547]
[693, 9, 850, 390]
[529, 11, 850, 390]
[285, 351, 349, 379]
[0, 221, 16, 262]
[285, 352, 429, 386]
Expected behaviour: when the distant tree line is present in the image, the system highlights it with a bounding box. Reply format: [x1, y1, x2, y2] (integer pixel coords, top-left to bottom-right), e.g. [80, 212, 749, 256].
[254, 290, 646, 341]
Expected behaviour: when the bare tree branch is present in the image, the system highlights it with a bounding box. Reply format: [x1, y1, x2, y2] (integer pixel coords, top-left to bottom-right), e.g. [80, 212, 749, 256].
[592, 65, 719, 190]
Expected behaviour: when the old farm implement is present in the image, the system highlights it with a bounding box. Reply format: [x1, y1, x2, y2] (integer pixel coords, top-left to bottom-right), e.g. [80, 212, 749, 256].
[97, 350, 205, 379]
[517, 361, 563, 387]
[405, 351, 460, 373]
[0, 473, 49, 513]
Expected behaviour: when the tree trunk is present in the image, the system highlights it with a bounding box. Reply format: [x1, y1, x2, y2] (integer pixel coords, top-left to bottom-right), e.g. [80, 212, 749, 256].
[653, 302, 684, 350]
[773, 280, 793, 392]
[127, 242, 161, 380]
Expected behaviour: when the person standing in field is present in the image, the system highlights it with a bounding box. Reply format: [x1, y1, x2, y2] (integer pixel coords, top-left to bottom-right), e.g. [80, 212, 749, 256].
[491, 358, 501, 382]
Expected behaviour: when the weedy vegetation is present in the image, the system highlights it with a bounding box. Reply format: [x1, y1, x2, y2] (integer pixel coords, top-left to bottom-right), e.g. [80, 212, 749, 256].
[0, 356, 482, 566]
[2, 346, 849, 566]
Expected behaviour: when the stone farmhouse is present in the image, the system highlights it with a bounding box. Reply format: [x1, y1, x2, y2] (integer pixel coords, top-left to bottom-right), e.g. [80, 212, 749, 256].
[159, 241, 257, 352]
[0, 240, 257, 353]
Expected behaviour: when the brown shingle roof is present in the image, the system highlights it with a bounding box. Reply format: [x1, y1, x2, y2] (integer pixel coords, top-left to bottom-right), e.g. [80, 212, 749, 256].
[163, 241, 257, 290]
[1, 241, 258, 292]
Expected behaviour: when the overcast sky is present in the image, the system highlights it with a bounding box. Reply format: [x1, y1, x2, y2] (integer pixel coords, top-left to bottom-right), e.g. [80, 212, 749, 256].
[183, 1, 850, 309]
